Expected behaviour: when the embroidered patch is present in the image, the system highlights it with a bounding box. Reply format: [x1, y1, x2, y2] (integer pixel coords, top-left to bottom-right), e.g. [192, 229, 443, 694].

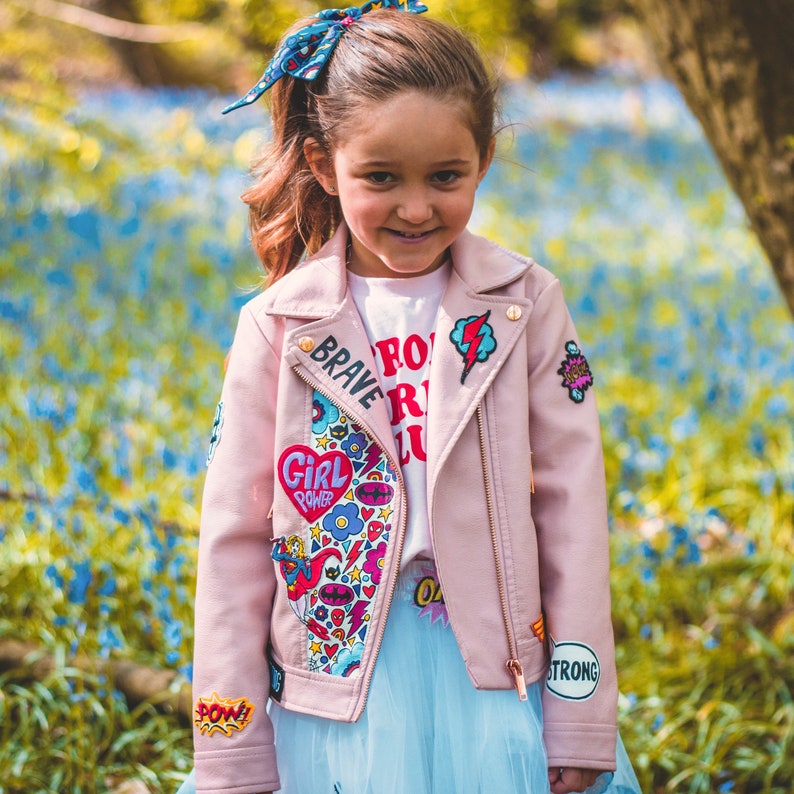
[205, 401, 224, 466]
[307, 335, 384, 409]
[449, 311, 497, 384]
[546, 640, 600, 701]
[557, 341, 594, 403]
[278, 446, 353, 522]
[412, 564, 449, 627]
[531, 614, 546, 644]
[268, 657, 285, 702]
[194, 692, 255, 737]
[273, 390, 399, 677]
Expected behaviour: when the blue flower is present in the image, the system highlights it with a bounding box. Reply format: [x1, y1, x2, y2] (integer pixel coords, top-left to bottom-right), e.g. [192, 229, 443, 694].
[765, 394, 788, 417]
[651, 714, 664, 731]
[46, 564, 64, 588]
[98, 626, 123, 654]
[164, 620, 183, 647]
[312, 392, 340, 433]
[322, 502, 363, 542]
[68, 560, 93, 605]
[341, 432, 367, 459]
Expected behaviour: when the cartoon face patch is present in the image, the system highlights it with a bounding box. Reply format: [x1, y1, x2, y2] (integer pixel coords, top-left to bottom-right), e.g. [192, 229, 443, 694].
[206, 401, 224, 466]
[274, 390, 399, 677]
[194, 692, 255, 737]
[450, 311, 497, 384]
[557, 341, 593, 403]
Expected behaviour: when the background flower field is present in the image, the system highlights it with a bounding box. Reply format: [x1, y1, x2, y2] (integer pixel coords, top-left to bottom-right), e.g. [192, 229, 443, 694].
[1, 77, 793, 792]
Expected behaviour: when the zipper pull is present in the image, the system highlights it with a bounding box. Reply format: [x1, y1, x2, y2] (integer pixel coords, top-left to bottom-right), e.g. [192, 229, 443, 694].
[529, 453, 535, 494]
[507, 659, 528, 701]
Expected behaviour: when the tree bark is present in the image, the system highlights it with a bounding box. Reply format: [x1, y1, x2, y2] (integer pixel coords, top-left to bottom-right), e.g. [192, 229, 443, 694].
[91, 0, 195, 85]
[628, 0, 794, 318]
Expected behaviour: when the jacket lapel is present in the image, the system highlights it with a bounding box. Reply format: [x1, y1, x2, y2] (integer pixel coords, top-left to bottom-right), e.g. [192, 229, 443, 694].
[426, 231, 535, 485]
[270, 225, 399, 463]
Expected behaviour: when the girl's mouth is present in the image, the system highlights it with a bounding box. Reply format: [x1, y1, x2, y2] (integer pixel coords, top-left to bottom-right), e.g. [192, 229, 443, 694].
[391, 229, 433, 240]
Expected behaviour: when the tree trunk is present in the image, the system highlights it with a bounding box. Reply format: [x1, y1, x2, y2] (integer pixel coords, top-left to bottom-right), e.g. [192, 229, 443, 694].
[92, 0, 192, 85]
[628, 0, 794, 318]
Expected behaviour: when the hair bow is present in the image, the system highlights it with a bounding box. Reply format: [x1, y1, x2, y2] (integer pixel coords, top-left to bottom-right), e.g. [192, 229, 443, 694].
[222, 0, 428, 114]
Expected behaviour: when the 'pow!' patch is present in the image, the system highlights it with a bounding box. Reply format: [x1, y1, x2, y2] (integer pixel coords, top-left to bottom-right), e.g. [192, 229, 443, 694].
[194, 692, 255, 737]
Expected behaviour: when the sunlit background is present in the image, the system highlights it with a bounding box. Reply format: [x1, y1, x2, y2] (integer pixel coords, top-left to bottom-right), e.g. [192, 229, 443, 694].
[1, 2, 793, 791]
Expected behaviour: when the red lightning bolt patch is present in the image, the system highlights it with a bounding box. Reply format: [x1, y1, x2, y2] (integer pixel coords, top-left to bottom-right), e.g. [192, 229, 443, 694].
[450, 310, 497, 384]
[344, 539, 365, 572]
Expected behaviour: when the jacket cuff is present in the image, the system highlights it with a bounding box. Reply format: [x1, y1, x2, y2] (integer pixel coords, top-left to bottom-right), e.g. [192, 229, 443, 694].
[543, 722, 617, 771]
[195, 743, 280, 794]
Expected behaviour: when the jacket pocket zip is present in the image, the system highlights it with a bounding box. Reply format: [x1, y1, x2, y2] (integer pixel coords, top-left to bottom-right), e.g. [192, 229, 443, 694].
[476, 403, 527, 701]
[291, 366, 407, 719]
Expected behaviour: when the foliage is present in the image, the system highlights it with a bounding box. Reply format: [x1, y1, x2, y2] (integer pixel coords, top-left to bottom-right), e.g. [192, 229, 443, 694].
[1, 77, 793, 791]
[0, 0, 647, 97]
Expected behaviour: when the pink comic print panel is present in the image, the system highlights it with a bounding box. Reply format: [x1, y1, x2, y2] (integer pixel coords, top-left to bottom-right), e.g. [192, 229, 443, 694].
[273, 389, 399, 677]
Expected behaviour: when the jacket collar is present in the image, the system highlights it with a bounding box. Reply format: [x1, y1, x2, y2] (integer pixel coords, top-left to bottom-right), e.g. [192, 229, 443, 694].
[272, 222, 536, 488]
[267, 222, 532, 319]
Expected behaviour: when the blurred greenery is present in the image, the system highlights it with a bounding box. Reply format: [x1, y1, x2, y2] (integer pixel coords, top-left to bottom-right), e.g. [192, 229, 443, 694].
[0, 0, 649, 92]
[2, 76, 793, 790]
[1, 2, 793, 793]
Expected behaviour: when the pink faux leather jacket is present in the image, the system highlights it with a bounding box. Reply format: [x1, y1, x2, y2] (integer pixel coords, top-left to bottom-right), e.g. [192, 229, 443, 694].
[191, 224, 618, 793]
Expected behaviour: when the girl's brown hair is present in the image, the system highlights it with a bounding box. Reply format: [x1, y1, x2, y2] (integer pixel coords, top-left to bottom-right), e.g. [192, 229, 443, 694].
[241, 8, 497, 283]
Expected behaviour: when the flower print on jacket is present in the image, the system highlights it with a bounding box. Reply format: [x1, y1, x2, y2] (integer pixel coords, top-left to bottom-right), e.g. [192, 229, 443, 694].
[312, 392, 340, 433]
[341, 431, 367, 459]
[363, 541, 387, 585]
[322, 502, 364, 542]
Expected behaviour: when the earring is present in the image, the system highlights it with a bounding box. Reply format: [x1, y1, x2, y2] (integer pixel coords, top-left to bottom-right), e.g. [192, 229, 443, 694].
[329, 186, 336, 193]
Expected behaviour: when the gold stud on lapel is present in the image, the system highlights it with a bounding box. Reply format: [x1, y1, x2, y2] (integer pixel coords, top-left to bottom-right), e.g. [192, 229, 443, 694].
[298, 336, 315, 352]
[506, 305, 522, 321]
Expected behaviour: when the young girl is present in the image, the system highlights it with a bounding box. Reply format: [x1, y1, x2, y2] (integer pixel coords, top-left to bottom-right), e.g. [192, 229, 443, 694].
[183, 3, 642, 792]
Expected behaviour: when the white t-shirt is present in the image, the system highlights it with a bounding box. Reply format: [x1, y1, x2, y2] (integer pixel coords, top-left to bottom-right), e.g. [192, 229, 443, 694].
[347, 263, 449, 564]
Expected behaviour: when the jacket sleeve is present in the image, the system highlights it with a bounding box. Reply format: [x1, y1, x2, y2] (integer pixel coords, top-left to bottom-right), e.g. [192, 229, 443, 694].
[192, 303, 281, 793]
[526, 277, 618, 771]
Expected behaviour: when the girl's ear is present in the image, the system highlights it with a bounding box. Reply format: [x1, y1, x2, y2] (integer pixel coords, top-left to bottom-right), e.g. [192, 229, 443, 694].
[477, 137, 496, 185]
[304, 137, 336, 195]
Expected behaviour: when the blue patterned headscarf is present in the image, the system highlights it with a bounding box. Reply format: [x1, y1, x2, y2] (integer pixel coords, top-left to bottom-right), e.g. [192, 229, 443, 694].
[222, 0, 429, 114]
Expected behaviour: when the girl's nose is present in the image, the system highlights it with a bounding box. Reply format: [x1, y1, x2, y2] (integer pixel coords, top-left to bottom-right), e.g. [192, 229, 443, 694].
[396, 189, 433, 224]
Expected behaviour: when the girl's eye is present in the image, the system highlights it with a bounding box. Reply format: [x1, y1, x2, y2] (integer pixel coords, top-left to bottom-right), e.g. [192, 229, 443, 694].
[433, 170, 461, 185]
[366, 172, 394, 185]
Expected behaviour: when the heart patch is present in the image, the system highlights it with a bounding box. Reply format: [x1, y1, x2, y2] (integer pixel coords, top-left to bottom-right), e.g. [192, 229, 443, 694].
[278, 445, 353, 522]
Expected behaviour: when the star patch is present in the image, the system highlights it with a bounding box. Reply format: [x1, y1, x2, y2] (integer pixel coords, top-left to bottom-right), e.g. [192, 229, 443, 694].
[557, 341, 593, 403]
[449, 311, 497, 384]
[205, 401, 224, 466]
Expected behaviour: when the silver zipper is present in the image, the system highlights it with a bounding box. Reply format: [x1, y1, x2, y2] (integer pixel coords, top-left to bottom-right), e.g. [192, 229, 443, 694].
[290, 365, 407, 719]
[476, 403, 527, 701]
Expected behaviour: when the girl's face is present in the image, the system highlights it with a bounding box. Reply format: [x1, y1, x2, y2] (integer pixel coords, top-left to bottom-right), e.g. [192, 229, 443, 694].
[306, 91, 494, 279]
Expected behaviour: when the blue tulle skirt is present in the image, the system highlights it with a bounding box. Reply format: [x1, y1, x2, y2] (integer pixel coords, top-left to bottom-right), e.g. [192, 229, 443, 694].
[177, 561, 641, 794]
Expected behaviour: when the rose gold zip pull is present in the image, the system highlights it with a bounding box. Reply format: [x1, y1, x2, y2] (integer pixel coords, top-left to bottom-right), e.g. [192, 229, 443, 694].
[507, 659, 528, 701]
[529, 453, 535, 494]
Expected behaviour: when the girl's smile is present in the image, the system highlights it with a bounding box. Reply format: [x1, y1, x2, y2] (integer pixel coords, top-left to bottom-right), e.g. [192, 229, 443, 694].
[306, 91, 494, 279]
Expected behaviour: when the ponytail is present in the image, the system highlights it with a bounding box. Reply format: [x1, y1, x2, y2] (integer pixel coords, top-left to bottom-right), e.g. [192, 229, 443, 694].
[241, 57, 341, 284]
